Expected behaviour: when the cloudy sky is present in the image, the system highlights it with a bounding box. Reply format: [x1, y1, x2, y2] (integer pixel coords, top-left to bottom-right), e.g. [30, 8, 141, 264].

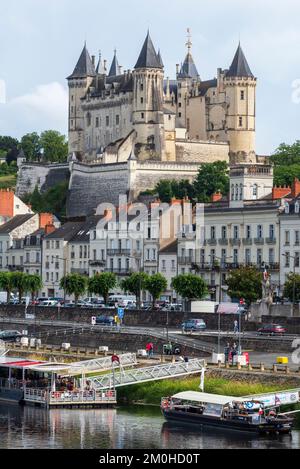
[0, 0, 299, 154]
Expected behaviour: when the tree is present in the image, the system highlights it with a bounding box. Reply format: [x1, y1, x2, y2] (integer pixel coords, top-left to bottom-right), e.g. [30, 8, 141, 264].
[0, 136, 19, 158]
[155, 180, 173, 203]
[60, 274, 87, 305]
[88, 273, 117, 305]
[283, 274, 300, 303]
[25, 274, 43, 301]
[6, 146, 19, 165]
[40, 130, 68, 163]
[145, 274, 168, 308]
[10, 272, 28, 304]
[172, 274, 208, 309]
[0, 272, 14, 303]
[226, 266, 262, 307]
[270, 141, 300, 166]
[121, 272, 149, 308]
[193, 161, 229, 202]
[21, 133, 41, 161]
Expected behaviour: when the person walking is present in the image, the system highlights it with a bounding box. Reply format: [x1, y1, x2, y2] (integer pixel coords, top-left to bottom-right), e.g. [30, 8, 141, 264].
[224, 342, 231, 363]
[233, 320, 239, 334]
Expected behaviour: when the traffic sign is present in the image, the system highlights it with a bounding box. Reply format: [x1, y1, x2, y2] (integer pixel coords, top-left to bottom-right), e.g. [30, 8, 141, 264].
[118, 308, 125, 320]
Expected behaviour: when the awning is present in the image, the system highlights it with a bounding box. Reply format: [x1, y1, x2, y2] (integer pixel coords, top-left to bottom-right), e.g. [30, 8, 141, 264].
[217, 303, 240, 314]
[172, 391, 245, 406]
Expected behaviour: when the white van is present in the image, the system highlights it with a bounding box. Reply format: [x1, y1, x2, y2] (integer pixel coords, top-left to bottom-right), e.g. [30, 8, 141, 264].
[109, 295, 136, 307]
[40, 300, 58, 307]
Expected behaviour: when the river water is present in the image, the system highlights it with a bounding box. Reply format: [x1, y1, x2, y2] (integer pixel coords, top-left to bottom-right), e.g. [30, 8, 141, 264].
[0, 404, 299, 449]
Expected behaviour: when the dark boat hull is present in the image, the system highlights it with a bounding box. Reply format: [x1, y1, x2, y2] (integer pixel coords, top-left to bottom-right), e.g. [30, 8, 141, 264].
[162, 409, 293, 435]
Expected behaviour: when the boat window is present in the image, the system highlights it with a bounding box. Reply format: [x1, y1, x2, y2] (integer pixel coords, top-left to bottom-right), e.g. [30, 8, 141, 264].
[202, 403, 223, 417]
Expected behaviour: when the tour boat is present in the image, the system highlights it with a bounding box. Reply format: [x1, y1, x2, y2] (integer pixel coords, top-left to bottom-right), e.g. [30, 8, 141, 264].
[161, 391, 294, 435]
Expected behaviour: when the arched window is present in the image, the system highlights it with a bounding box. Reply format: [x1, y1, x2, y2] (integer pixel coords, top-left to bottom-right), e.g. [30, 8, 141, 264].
[239, 184, 243, 201]
[231, 185, 234, 201]
[295, 201, 300, 214]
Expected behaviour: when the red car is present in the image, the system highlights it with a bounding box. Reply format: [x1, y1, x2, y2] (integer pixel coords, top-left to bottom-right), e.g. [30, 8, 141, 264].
[257, 324, 286, 336]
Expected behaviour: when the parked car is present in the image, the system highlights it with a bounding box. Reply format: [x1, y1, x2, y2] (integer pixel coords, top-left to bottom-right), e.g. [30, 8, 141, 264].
[39, 300, 58, 307]
[0, 330, 23, 343]
[257, 324, 287, 336]
[95, 316, 116, 326]
[181, 319, 206, 332]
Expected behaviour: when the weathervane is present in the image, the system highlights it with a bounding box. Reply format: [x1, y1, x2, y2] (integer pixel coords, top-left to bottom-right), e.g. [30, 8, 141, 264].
[186, 28, 192, 52]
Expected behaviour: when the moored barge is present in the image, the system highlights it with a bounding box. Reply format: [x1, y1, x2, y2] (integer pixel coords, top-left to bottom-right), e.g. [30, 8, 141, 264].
[161, 391, 295, 435]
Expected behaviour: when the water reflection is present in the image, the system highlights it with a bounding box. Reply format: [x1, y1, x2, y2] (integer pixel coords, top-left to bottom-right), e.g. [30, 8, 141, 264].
[0, 404, 299, 449]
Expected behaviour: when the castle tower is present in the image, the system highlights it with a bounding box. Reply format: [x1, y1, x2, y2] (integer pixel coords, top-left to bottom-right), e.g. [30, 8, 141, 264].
[132, 32, 166, 160]
[224, 44, 257, 164]
[176, 29, 200, 130]
[108, 49, 121, 77]
[67, 44, 96, 158]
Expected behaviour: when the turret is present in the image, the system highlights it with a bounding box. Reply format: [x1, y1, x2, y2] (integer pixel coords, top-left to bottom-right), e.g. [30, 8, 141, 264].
[132, 32, 166, 160]
[224, 43, 257, 164]
[67, 44, 96, 158]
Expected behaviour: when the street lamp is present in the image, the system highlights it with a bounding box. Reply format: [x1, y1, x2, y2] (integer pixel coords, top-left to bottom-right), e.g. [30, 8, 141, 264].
[282, 253, 297, 307]
[209, 254, 233, 354]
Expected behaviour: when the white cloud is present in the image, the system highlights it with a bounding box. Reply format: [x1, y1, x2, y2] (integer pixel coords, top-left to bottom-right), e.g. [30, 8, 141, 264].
[0, 82, 68, 137]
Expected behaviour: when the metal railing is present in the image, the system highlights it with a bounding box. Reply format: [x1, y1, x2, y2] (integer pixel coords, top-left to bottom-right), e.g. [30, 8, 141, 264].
[90, 358, 206, 390]
[107, 249, 131, 256]
[23, 388, 117, 405]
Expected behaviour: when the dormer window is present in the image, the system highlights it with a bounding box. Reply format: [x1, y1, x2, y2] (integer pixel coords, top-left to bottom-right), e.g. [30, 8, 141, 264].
[285, 202, 290, 214]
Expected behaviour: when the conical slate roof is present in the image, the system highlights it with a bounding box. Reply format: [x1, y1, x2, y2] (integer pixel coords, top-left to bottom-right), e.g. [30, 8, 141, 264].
[157, 49, 164, 68]
[96, 53, 106, 75]
[109, 51, 121, 77]
[68, 44, 96, 79]
[135, 32, 162, 69]
[179, 52, 199, 79]
[227, 44, 254, 78]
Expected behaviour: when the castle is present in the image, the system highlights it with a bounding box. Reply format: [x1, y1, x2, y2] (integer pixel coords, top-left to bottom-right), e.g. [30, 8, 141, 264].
[17, 31, 261, 218]
[68, 31, 256, 165]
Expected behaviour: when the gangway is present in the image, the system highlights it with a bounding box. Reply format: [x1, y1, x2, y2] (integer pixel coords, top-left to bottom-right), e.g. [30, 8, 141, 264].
[90, 358, 206, 390]
[67, 353, 137, 375]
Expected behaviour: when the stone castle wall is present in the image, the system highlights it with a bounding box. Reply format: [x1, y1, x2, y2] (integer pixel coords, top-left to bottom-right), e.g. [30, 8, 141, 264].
[176, 139, 229, 163]
[16, 163, 70, 198]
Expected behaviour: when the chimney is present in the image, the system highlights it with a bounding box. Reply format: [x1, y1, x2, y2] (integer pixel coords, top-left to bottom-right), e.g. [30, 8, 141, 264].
[211, 192, 223, 203]
[39, 213, 53, 229]
[0, 189, 14, 217]
[44, 224, 56, 235]
[291, 178, 300, 198]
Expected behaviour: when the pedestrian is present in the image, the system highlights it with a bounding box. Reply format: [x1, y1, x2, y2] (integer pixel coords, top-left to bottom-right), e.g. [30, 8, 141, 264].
[224, 342, 230, 363]
[231, 342, 238, 365]
[149, 342, 154, 357]
[146, 343, 151, 357]
[233, 319, 239, 334]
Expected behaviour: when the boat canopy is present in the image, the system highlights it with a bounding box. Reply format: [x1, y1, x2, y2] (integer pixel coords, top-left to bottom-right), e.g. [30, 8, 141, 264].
[172, 392, 246, 406]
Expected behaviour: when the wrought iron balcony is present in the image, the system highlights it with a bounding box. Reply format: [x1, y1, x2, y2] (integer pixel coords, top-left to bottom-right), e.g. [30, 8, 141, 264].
[178, 257, 195, 265]
[254, 238, 265, 245]
[107, 249, 131, 256]
[206, 239, 217, 246]
[8, 265, 24, 272]
[266, 237, 276, 245]
[242, 238, 252, 245]
[89, 260, 106, 267]
[105, 268, 132, 276]
[230, 238, 241, 246]
[71, 268, 89, 276]
[218, 238, 229, 246]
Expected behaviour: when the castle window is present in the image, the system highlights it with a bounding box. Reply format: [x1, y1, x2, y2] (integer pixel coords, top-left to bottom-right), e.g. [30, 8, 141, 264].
[178, 102, 182, 108]
[140, 97, 144, 104]
[116, 115, 120, 125]
[178, 112, 182, 118]
[106, 116, 109, 126]
[140, 83, 144, 91]
[240, 90, 245, 100]
[86, 113, 91, 127]
[253, 184, 258, 199]
[239, 117, 243, 127]
[141, 113, 144, 119]
[96, 117, 99, 128]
